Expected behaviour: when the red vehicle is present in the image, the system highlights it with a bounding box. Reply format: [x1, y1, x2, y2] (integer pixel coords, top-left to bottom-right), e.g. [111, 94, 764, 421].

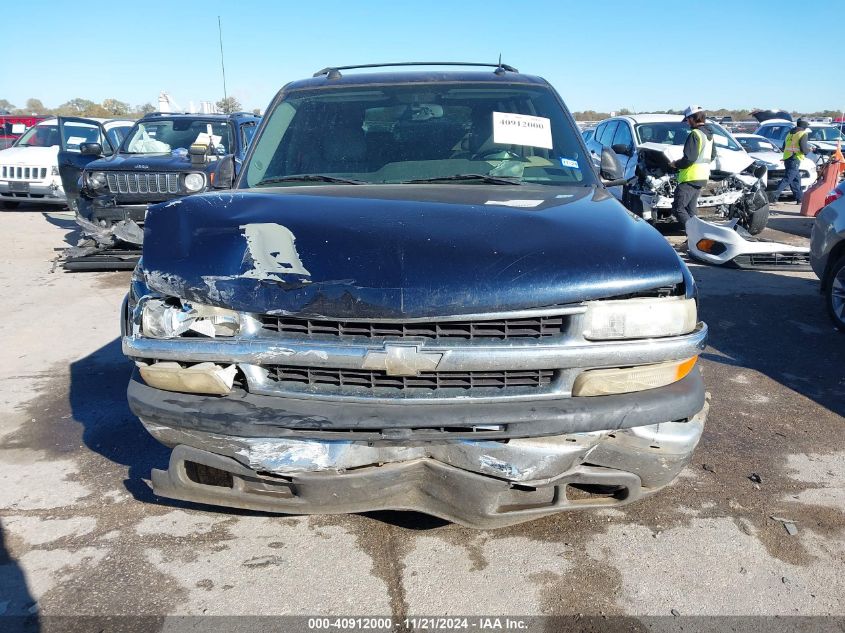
[0, 115, 49, 150]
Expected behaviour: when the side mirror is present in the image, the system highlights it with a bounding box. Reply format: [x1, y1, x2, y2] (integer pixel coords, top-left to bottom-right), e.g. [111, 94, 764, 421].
[190, 143, 209, 165]
[600, 146, 624, 182]
[611, 143, 632, 157]
[80, 142, 103, 156]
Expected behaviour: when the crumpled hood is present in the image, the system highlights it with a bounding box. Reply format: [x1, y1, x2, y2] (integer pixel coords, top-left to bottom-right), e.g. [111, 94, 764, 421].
[0, 145, 58, 165]
[141, 185, 689, 318]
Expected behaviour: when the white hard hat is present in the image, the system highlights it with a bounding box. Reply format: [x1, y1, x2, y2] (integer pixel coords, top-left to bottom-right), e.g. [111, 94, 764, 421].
[683, 105, 704, 118]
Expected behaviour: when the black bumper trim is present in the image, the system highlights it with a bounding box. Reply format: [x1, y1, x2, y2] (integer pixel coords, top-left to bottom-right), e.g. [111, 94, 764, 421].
[128, 369, 706, 441]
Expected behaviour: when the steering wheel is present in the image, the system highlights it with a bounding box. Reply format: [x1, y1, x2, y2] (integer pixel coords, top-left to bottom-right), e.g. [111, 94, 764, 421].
[473, 149, 521, 161]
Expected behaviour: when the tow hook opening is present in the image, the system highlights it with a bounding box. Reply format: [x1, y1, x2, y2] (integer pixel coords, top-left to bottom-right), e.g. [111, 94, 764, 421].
[566, 483, 629, 501]
[184, 461, 234, 489]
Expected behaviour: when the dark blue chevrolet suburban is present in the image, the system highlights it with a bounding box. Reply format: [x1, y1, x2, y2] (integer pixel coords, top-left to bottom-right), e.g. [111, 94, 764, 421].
[121, 63, 708, 527]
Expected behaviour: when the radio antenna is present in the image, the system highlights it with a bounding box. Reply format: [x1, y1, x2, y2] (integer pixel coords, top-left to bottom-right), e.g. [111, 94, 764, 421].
[218, 16, 228, 108]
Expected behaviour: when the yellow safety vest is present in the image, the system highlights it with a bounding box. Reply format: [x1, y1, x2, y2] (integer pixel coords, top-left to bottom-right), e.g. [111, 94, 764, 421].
[783, 129, 808, 161]
[678, 128, 713, 183]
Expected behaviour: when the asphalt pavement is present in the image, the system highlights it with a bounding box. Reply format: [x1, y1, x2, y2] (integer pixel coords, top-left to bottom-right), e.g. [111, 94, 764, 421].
[0, 202, 842, 632]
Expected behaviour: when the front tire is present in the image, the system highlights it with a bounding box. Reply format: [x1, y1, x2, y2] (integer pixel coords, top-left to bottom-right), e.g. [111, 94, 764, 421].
[826, 255, 845, 332]
[745, 203, 769, 235]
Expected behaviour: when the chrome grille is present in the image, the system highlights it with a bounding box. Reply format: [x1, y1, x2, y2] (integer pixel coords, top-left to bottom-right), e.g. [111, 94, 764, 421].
[267, 365, 555, 390]
[106, 172, 179, 195]
[259, 315, 566, 340]
[1, 165, 48, 180]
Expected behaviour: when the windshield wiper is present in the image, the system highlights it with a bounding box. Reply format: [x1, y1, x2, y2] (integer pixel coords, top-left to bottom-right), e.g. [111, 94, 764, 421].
[398, 174, 523, 185]
[254, 174, 366, 186]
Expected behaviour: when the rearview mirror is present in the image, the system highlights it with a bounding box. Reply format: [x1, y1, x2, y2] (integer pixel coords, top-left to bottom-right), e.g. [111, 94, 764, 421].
[80, 142, 103, 156]
[611, 143, 632, 157]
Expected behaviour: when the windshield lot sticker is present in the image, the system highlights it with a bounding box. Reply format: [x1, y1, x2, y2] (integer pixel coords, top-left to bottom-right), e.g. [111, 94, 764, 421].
[493, 112, 553, 149]
[484, 199, 544, 208]
[560, 157, 579, 169]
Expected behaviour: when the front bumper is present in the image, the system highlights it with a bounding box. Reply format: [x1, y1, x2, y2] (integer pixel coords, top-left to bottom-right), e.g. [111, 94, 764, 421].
[0, 180, 65, 204]
[149, 404, 707, 528]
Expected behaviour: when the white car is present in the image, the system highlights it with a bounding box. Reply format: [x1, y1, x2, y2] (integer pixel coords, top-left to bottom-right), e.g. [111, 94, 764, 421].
[0, 117, 132, 208]
[587, 114, 770, 233]
[755, 118, 845, 158]
[734, 133, 817, 198]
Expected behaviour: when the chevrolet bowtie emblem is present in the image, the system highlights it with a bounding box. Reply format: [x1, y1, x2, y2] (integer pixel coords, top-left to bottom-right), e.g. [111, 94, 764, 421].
[362, 344, 443, 376]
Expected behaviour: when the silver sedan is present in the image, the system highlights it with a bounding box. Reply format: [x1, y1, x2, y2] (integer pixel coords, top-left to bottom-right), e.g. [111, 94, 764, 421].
[811, 181, 845, 331]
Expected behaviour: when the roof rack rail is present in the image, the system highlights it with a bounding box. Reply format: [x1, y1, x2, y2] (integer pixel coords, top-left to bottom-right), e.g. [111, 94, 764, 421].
[313, 61, 519, 79]
[142, 111, 236, 118]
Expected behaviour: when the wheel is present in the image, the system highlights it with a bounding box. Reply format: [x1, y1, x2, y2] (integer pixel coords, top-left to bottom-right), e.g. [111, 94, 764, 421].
[2, 201, 20, 209]
[826, 255, 845, 332]
[745, 203, 769, 235]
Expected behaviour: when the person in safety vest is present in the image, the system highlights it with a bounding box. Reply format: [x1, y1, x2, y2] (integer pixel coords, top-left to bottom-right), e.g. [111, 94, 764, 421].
[668, 105, 716, 231]
[771, 119, 811, 203]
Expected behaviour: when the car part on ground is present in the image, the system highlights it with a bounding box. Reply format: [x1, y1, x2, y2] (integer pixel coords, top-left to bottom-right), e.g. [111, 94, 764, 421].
[687, 216, 811, 270]
[810, 181, 845, 331]
[122, 63, 709, 527]
[57, 112, 261, 271]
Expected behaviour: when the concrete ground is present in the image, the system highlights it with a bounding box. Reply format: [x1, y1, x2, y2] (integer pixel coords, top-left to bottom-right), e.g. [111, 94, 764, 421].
[0, 202, 843, 631]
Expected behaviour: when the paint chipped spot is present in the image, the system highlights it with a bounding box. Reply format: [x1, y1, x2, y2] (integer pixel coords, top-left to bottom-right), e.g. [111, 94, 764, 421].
[240, 223, 311, 281]
[163, 200, 182, 208]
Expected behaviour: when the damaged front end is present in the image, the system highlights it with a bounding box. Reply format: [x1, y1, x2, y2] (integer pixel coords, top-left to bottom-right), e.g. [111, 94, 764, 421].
[630, 143, 770, 234]
[121, 188, 709, 528]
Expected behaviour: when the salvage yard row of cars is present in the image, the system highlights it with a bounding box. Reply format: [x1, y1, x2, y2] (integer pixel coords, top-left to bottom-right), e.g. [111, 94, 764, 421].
[3, 62, 845, 527]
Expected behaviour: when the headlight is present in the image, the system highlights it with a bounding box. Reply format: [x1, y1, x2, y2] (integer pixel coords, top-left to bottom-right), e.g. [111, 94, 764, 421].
[183, 172, 205, 193]
[572, 357, 698, 397]
[141, 298, 241, 338]
[86, 171, 108, 190]
[583, 297, 697, 340]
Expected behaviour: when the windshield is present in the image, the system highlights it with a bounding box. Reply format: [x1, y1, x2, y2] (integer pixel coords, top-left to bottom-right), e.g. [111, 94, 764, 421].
[243, 83, 594, 187]
[809, 126, 845, 142]
[16, 123, 60, 147]
[635, 121, 742, 151]
[123, 118, 234, 154]
[737, 137, 778, 153]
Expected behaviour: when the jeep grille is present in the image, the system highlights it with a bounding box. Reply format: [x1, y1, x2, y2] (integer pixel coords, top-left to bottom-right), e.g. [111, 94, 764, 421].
[106, 172, 179, 195]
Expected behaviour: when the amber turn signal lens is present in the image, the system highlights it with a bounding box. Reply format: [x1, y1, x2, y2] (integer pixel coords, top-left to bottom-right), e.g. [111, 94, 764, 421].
[572, 356, 699, 397]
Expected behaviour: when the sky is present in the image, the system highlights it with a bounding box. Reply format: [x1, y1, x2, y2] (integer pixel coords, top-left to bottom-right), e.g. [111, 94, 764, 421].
[2, 0, 843, 115]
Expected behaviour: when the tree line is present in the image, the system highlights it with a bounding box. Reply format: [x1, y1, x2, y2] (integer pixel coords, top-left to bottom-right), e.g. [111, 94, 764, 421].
[572, 108, 844, 121]
[0, 96, 248, 118]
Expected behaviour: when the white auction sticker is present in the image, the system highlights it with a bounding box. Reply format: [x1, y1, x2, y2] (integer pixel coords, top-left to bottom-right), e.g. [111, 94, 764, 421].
[493, 112, 553, 149]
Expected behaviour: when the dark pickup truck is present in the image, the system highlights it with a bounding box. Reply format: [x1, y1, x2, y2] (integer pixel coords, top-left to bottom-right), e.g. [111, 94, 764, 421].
[58, 111, 260, 269]
[122, 63, 708, 528]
